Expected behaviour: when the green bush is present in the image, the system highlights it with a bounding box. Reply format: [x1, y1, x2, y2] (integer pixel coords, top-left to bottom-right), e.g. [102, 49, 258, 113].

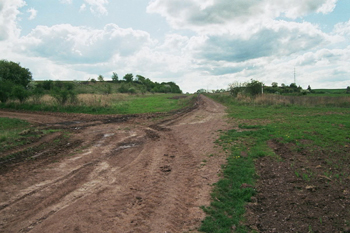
[11, 85, 30, 103]
[50, 87, 77, 105]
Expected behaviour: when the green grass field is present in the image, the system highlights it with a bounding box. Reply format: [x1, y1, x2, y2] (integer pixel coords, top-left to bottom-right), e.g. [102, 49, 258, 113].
[200, 93, 350, 232]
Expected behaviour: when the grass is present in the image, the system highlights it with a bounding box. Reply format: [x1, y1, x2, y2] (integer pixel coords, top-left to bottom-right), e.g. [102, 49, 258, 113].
[200, 127, 273, 232]
[0, 117, 31, 153]
[200, 93, 350, 232]
[0, 117, 60, 156]
[0, 93, 194, 114]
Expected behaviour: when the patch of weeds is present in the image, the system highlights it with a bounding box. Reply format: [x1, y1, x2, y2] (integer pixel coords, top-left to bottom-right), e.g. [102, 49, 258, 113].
[302, 173, 310, 181]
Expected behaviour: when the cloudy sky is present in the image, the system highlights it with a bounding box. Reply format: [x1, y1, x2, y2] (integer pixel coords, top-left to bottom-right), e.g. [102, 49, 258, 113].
[0, 0, 349, 93]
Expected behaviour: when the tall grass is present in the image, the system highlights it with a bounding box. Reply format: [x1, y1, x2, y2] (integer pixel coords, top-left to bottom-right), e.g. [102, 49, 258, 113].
[210, 93, 350, 108]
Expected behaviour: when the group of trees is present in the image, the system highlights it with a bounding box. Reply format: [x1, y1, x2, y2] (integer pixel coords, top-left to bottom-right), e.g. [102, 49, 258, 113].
[90, 73, 182, 94]
[228, 80, 311, 97]
[229, 80, 264, 97]
[0, 60, 33, 103]
[264, 82, 303, 94]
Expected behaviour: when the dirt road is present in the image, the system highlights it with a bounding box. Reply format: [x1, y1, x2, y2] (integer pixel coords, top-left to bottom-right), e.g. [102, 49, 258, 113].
[0, 95, 228, 233]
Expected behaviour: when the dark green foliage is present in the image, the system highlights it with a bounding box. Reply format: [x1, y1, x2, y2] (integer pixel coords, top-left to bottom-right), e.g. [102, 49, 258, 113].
[31, 86, 45, 104]
[123, 73, 134, 82]
[128, 87, 136, 94]
[98, 75, 104, 82]
[0, 80, 12, 103]
[245, 79, 263, 96]
[40, 80, 54, 90]
[111, 72, 118, 82]
[118, 84, 128, 93]
[50, 88, 76, 105]
[50, 81, 77, 105]
[0, 60, 33, 103]
[11, 85, 30, 103]
[136, 74, 146, 83]
[0, 60, 32, 87]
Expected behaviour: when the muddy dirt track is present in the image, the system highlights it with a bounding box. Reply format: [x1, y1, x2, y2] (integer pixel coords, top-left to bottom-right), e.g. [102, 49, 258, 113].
[0, 95, 228, 233]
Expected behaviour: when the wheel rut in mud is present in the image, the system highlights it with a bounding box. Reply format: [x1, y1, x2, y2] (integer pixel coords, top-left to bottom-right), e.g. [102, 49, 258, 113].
[0, 95, 228, 233]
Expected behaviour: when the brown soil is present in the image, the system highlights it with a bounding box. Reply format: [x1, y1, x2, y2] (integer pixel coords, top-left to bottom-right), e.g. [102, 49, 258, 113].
[0, 95, 229, 233]
[245, 140, 350, 233]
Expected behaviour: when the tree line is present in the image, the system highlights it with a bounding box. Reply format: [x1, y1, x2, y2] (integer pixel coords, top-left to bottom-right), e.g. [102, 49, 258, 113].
[0, 60, 182, 105]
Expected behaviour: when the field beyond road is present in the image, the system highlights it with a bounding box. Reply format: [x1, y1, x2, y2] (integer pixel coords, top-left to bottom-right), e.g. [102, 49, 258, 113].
[0, 95, 228, 232]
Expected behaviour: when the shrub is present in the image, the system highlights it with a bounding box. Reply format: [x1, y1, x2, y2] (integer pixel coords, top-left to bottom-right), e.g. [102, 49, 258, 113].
[11, 85, 30, 103]
[50, 87, 77, 105]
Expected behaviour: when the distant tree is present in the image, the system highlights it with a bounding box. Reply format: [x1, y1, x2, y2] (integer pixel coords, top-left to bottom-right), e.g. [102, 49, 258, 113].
[271, 82, 278, 88]
[123, 73, 133, 82]
[281, 83, 286, 88]
[245, 79, 263, 96]
[90, 78, 97, 83]
[111, 72, 118, 82]
[307, 85, 312, 92]
[0, 60, 32, 87]
[136, 75, 146, 84]
[196, 89, 207, 94]
[229, 82, 244, 97]
[346, 86, 350, 94]
[98, 75, 104, 82]
[290, 83, 298, 89]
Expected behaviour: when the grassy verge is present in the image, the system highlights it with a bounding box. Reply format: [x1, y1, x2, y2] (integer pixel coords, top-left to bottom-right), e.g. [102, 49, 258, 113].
[200, 125, 273, 232]
[0, 94, 194, 114]
[200, 93, 350, 232]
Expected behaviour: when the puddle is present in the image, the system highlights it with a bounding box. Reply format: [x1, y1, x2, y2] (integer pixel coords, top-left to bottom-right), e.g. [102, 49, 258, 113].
[114, 142, 141, 152]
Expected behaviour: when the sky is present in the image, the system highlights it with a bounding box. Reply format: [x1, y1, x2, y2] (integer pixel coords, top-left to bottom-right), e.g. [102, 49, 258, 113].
[0, 0, 349, 93]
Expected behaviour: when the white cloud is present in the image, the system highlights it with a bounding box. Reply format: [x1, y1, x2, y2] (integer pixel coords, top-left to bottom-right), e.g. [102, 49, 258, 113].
[195, 21, 331, 63]
[84, 0, 109, 16]
[59, 0, 73, 4]
[0, 0, 26, 41]
[317, 0, 337, 14]
[16, 23, 154, 64]
[147, 0, 339, 32]
[27, 8, 37, 20]
[79, 4, 87, 12]
[333, 20, 350, 37]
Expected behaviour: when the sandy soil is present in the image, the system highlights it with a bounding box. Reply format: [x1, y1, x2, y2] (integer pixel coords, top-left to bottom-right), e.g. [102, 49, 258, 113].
[0, 95, 228, 233]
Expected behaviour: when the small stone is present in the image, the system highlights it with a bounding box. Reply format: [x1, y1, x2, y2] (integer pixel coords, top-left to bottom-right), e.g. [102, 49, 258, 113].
[305, 185, 316, 191]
